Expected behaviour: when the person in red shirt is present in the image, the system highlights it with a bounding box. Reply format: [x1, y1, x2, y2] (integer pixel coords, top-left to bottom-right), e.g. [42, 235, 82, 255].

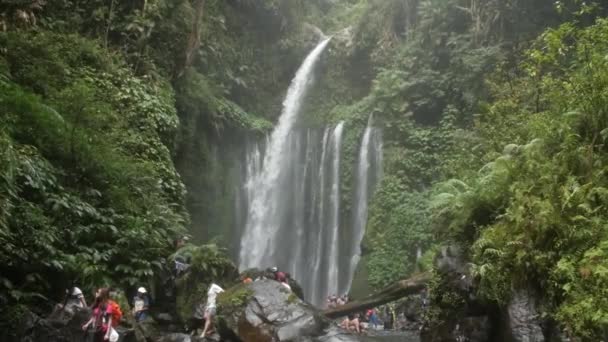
[82, 288, 114, 342]
[270, 267, 287, 283]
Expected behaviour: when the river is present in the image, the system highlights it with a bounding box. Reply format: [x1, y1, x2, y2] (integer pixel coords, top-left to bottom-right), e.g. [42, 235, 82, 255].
[365, 331, 419, 342]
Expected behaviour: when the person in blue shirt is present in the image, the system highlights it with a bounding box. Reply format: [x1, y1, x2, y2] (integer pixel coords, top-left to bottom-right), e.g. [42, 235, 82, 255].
[132, 287, 150, 322]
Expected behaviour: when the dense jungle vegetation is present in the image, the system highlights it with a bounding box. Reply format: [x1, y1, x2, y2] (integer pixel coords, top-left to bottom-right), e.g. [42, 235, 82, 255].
[3, 0, 608, 338]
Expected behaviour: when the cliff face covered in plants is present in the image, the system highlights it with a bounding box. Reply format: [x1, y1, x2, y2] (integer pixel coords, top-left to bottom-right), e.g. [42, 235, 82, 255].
[4, 0, 608, 339]
[298, 0, 608, 337]
[0, 0, 328, 324]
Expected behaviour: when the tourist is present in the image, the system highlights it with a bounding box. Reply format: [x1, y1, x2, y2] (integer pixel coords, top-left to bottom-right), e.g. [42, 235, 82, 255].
[280, 272, 292, 291]
[56, 286, 86, 312]
[132, 287, 150, 322]
[175, 235, 190, 250]
[82, 288, 118, 342]
[280, 280, 291, 291]
[270, 266, 287, 283]
[201, 283, 224, 338]
[383, 306, 394, 330]
[347, 314, 362, 333]
[368, 308, 380, 329]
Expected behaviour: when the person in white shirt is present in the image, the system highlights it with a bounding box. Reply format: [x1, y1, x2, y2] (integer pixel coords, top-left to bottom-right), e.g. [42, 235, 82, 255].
[67, 287, 87, 308]
[201, 283, 224, 338]
[132, 287, 150, 322]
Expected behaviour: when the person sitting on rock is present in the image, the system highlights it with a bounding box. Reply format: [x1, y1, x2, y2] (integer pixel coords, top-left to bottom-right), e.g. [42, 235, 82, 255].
[132, 287, 150, 322]
[270, 266, 287, 283]
[279, 272, 292, 291]
[201, 283, 224, 339]
[341, 313, 361, 333]
[328, 294, 339, 308]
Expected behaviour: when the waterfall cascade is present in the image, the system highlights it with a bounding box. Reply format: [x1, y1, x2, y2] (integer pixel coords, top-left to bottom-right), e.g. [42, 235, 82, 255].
[239, 38, 331, 271]
[343, 115, 383, 295]
[236, 39, 383, 306]
[239, 124, 345, 305]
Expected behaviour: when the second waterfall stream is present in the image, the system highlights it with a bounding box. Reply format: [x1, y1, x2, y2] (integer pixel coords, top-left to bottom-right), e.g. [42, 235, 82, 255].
[237, 38, 382, 306]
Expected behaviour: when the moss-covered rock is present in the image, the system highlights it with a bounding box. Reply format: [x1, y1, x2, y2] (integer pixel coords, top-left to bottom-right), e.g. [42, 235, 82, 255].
[216, 280, 328, 342]
[172, 244, 239, 323]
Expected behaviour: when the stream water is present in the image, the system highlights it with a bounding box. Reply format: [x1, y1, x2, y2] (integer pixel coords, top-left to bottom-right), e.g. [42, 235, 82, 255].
[363, 332, 420, 342]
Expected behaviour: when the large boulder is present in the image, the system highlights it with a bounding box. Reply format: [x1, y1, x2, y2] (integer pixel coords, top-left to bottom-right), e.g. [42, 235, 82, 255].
[420, 245, 497, 342]
[216, 279, 389, 342]
[217, 280, 332, 341]
[16, 306, 91, 342]
[503, 289, 544, 342]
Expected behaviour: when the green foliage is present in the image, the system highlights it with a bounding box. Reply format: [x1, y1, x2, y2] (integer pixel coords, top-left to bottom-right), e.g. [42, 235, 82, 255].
[0, 30, 188, 322]
[217, 284, 253, 315]
[431, 17, 608, 338]
[173, 244, 238, 321]
[365, 180, 432, 288]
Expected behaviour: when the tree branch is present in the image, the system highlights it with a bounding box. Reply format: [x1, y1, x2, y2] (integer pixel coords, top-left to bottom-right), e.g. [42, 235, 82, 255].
[323, 272, 432, 319]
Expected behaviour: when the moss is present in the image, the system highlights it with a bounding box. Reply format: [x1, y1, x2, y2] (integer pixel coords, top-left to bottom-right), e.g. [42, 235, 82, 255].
[286, 292, 298, 304]
[173, 244, 239, 322]
[217, 285, 254, 315]
[215, 283, 254, 334]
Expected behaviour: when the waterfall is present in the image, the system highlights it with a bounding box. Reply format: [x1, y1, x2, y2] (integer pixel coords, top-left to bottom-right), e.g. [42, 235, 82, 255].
[325, 122, 345, 298]
[309, 123, 345, 303]
[239, 123, 345, 306]
[239, 38, 331, 270]
[236, 38, 384, 306]
[343, 114, 383, 294]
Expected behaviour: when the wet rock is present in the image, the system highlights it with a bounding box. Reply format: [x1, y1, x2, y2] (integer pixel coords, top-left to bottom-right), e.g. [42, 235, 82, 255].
[435, 246, 473, 293]
[421, 245, 497, 342]
[216, 279, 378, 341]
[19, 306, 91, 342]
[454, 316, 491, 342]
[396, 295, 425, 322]
[505, 289, 544, 342]
[157, 333, 194, 342]
[134, 317, 161, 341]
[217, 280, 329, 341]
[313, 326, 361, 342]
[240, 268, 306, 301]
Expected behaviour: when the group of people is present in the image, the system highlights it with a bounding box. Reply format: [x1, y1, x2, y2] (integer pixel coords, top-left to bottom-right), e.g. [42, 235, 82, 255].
[340, 308, 381, 334]
[197, 266, 292, 338]
[54, 285, 150, 342]
[326, 294, 350, 309]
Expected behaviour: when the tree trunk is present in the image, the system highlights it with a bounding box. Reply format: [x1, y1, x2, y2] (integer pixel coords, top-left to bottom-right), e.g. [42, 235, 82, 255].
[323, 272, 432, 319]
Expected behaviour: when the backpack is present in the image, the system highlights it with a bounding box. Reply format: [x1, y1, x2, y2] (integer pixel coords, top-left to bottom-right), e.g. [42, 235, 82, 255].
[108, 300, 123, 326]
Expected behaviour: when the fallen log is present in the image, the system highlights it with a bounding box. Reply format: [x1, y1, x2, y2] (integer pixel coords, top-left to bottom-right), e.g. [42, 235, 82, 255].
[323, 272, 432, 319]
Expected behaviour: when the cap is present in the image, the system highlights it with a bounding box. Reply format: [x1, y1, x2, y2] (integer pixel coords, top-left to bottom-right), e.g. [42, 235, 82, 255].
[138, 287, 147, 293]
[270, 267, 278, 272]
[71, 287, 83, 296]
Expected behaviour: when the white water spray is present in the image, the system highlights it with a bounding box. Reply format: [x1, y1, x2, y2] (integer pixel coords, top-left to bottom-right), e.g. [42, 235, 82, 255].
[239, 38, 331, 269]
